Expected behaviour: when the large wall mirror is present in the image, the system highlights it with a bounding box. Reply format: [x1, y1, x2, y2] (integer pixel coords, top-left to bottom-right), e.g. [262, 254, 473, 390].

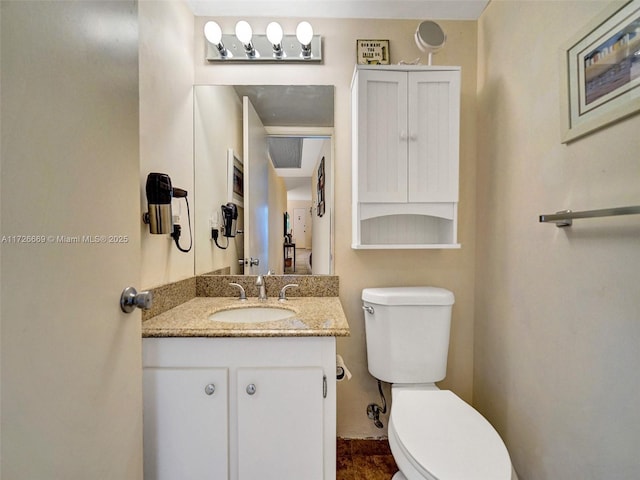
[194, 85, 334, 276]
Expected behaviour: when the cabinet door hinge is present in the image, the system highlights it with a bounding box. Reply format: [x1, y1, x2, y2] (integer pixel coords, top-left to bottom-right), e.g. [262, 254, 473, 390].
[322, 374, 327, 398]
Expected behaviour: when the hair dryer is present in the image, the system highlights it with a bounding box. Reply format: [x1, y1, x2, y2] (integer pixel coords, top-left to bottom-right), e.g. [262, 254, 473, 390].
[143, 173, 192, 253]
[144, 173, 173, 234]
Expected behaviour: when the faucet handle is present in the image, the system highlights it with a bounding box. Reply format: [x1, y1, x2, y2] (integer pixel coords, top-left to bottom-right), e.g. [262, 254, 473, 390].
[278, 283, 299, 301]
[229, 282, 247, 301]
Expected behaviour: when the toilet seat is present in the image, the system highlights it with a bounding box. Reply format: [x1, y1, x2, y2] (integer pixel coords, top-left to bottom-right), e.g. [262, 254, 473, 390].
[389, 389, 512, 480]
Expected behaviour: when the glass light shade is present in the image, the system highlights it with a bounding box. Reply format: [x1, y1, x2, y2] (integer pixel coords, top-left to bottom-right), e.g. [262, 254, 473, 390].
[296, 21, 313, 46]
[235, 20, 253, 45]
[266, 22, 283, 45]
[204, 21, 222, 45]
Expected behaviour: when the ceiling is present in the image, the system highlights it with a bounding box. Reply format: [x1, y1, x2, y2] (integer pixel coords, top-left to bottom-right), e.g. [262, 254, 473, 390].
[233, 85, 334, 127]
[186, 0, 490, 20]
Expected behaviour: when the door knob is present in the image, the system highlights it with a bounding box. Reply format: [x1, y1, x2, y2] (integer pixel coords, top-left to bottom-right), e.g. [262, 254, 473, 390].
[120, 286, 153, 313]
[246, 383, 256, 395]
[204, 384, 216, 395]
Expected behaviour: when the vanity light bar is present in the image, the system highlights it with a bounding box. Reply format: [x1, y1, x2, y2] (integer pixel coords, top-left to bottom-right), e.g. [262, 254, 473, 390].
[204, 21, 322, 63]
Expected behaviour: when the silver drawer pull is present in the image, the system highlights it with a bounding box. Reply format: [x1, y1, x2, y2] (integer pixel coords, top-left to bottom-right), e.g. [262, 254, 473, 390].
[246, 383, 256, 395]
[204, 384, 216, 395]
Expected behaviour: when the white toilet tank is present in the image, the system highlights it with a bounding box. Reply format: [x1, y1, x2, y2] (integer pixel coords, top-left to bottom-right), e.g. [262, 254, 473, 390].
[362, 287, 455, 384]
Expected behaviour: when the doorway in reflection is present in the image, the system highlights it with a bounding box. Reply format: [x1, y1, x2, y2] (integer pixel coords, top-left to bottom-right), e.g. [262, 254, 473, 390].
[276, 136, 330, 276]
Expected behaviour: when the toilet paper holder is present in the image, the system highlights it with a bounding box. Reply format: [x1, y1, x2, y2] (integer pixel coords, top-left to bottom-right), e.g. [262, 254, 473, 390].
[336, 354, 352, 381]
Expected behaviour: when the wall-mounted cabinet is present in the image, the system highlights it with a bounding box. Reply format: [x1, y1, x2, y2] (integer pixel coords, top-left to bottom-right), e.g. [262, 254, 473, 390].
[351, 65, 461, 249]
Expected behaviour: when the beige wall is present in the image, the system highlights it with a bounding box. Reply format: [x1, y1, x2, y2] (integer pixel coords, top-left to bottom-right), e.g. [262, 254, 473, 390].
[140, 1, 195, 289]
[312, 140, 333, 275]
[476, 1, 640, 478]
[193, 85, 244, 274]
[194, 16, 478, 437]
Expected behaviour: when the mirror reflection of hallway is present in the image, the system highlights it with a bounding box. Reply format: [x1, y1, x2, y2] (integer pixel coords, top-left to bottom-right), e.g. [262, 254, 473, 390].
[193, 85, 334, 276]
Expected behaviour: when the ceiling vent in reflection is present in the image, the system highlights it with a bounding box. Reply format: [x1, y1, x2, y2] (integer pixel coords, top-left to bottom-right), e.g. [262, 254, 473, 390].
[268, 137, 303, 168]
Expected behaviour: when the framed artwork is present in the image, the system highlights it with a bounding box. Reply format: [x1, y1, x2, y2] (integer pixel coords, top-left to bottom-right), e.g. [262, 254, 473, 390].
[227, 148, 244, 208]
[561, 0, 640, 143]
[317, 156, 325, 217]
[357, 39, 390, 65]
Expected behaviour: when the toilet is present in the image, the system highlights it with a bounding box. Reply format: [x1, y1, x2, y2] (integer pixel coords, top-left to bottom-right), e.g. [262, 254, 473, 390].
[362, 287, 517, 480]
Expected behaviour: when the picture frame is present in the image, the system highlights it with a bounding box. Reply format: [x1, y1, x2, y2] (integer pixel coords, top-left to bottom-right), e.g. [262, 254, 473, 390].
[357, 39, 390, 65]
[317, 156, 325, 217]
[227, 148, 244, 208]
[560, 0, 640, 143]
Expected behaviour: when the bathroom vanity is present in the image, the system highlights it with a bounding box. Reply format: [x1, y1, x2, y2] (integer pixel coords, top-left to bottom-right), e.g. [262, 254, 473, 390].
[141, 296, 349, 480]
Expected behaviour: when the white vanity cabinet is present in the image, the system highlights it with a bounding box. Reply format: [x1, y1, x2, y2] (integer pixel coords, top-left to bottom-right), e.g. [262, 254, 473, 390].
[351, 65, 461, 248]
[142, 336, 335, 480]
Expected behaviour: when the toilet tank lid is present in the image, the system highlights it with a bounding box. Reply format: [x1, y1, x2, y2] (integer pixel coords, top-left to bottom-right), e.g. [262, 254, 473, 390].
[362, 287, 454, 306]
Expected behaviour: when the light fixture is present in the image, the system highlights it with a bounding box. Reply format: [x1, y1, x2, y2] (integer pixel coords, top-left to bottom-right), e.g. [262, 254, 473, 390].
[296, 21, 314, 59]
[203, 21, 229, 59]
[266, 21, 284, 58]
[204, 20, 322, 63]
[235, 20, 256, 58]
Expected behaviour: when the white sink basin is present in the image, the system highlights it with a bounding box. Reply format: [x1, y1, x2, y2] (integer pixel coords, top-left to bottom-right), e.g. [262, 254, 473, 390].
[209, 306, 296, 323]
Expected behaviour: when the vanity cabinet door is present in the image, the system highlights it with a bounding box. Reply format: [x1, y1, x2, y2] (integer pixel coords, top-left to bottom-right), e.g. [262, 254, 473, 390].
[236, 367, 325, 480]
[143, 368, 228, 480]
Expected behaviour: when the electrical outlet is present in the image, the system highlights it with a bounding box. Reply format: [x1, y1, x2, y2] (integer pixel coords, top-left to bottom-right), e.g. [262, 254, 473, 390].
[210, 212, 220, 229]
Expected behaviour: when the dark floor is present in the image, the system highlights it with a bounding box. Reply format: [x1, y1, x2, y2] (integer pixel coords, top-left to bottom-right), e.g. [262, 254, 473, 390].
[337, 438, 398, 480]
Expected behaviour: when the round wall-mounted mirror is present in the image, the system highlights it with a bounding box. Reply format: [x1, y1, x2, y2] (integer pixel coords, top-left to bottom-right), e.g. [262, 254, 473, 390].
[415, 20, 446, 64]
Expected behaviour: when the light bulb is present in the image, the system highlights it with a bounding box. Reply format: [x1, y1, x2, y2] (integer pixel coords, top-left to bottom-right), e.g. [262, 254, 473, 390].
[235, 20, 253, 45]
[266, 22, 283, 46]
[204, 21, 222, 45]
[296, 21, 313, 46]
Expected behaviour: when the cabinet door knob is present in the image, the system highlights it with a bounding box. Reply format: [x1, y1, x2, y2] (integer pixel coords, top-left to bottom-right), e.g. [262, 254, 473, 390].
[400, 131, 408, 141]
[204, 383, 216, 395]
[246, 383, 256, 395]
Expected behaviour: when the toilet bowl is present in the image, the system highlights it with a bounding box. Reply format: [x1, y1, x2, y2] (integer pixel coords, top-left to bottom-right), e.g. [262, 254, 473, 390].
[388, 386, 515, 480]
[362, 287, 518, 480]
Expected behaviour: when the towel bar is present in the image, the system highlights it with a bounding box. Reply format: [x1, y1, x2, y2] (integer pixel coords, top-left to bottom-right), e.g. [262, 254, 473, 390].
[539, 205, 640, 227]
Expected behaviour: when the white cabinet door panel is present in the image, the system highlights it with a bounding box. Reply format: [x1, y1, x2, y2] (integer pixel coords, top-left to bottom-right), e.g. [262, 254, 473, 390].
[143, 368, 228, 480]
[408, 71, 460, 202]
[236, 367, 324, 480]
[357, 70, 408, 203]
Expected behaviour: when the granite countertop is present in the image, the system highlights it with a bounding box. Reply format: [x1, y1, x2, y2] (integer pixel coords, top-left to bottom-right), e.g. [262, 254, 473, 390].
[142, 296, 350, 338]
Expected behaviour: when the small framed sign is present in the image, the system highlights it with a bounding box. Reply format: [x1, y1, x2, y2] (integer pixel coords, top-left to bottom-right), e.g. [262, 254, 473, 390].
[356, 39, 390, 65]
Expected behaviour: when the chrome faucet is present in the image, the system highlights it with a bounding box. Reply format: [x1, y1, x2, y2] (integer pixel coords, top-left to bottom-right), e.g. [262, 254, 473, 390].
[229, 282, 246, 301]
[278, 283, 299, 301]
[255, 275, 267, 301]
